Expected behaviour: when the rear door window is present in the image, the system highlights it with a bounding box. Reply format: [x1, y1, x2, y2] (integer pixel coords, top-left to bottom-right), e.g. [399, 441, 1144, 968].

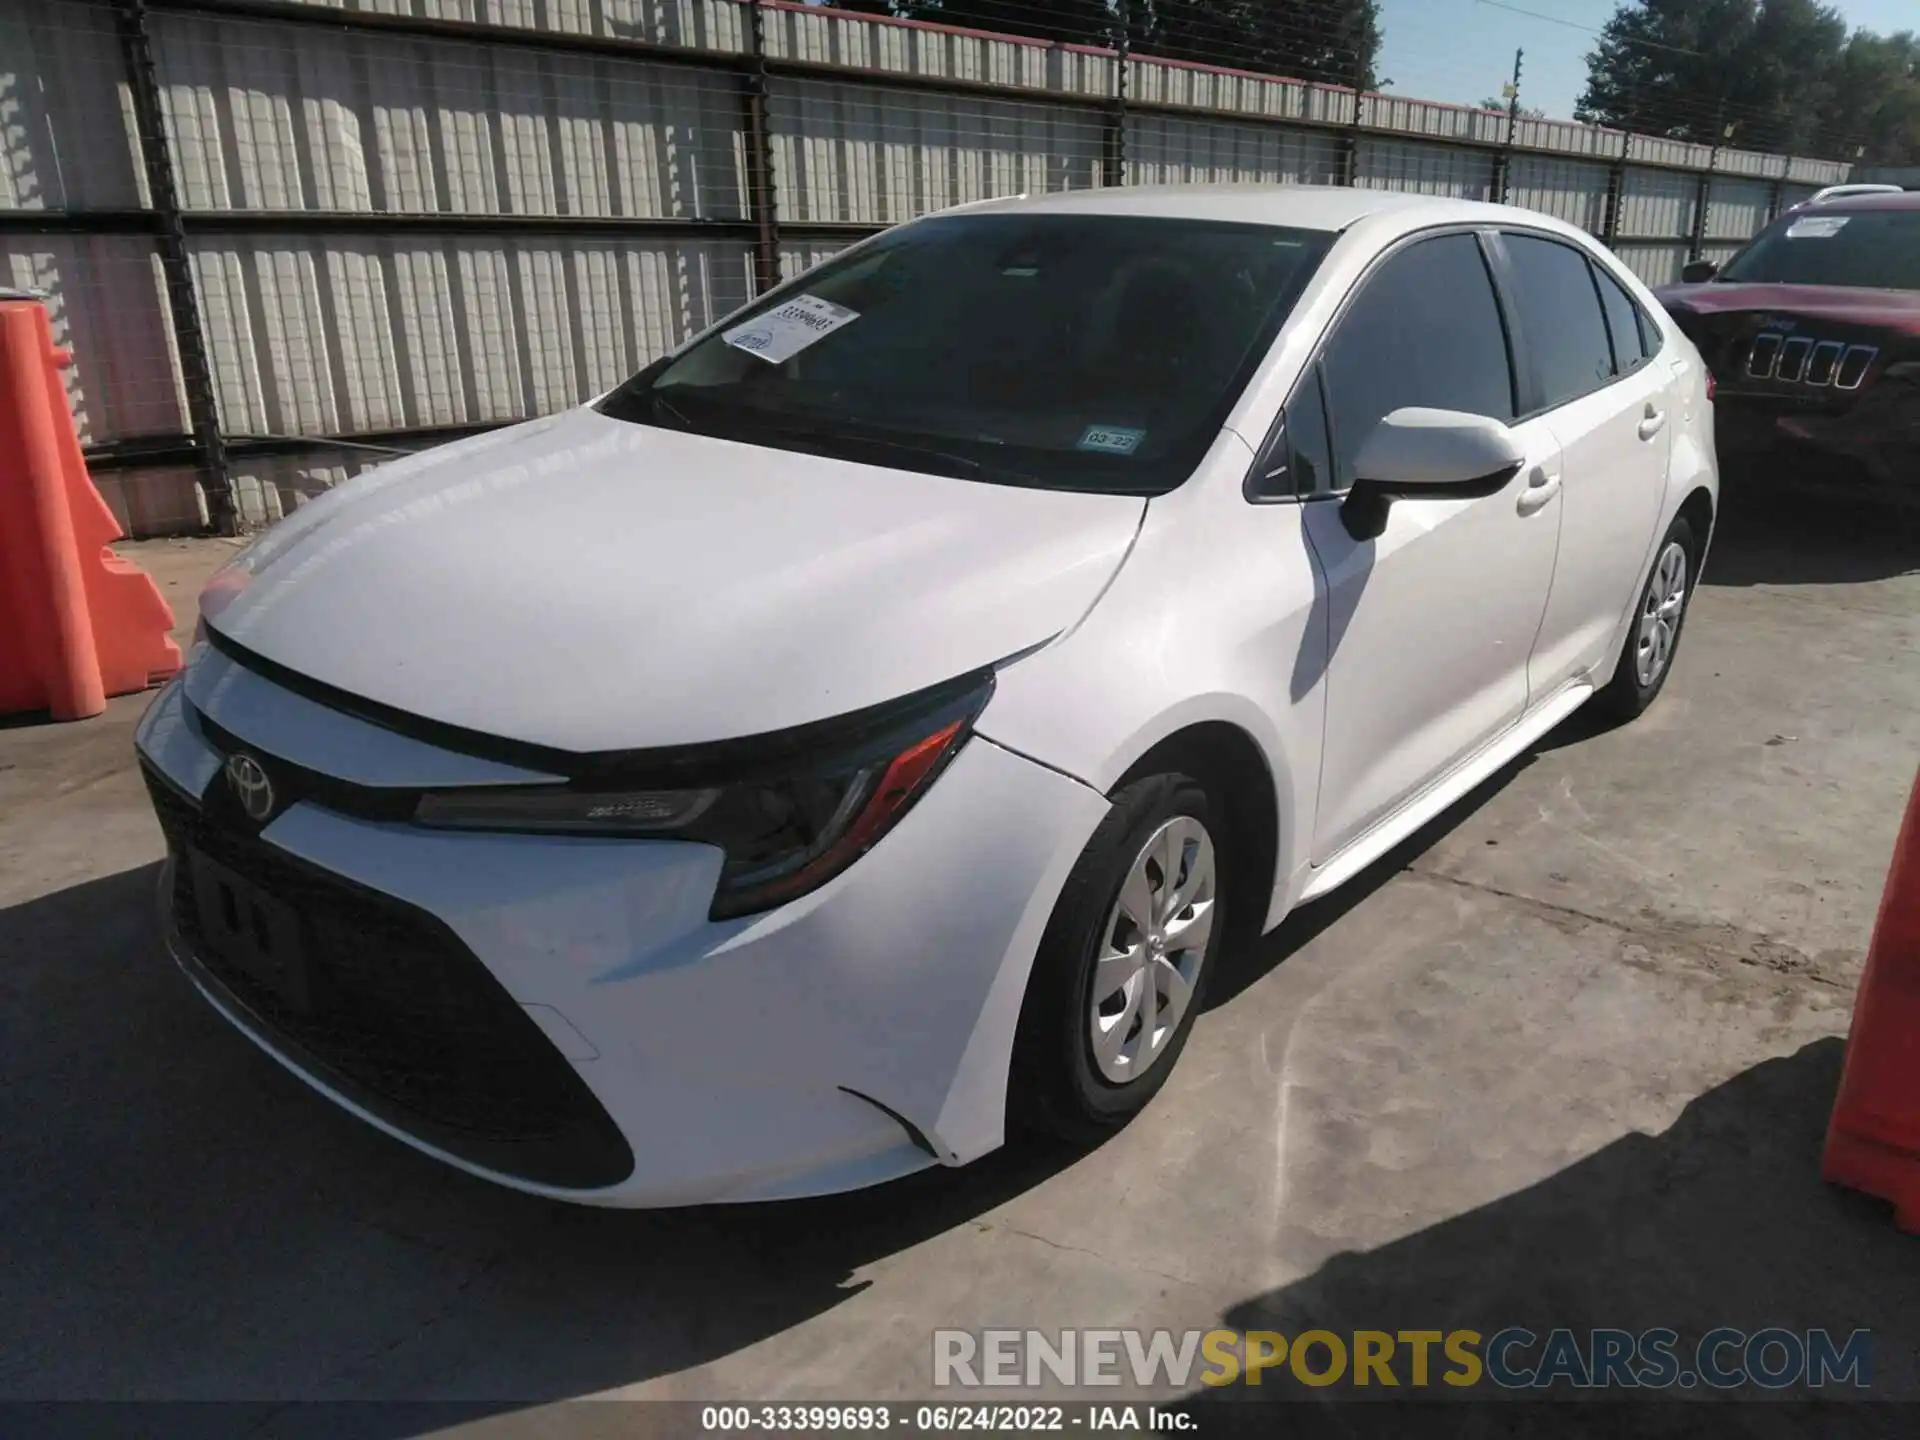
[1500, 234, 1618, 410]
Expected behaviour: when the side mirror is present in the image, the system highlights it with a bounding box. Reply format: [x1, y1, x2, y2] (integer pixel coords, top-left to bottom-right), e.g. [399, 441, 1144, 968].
[1341, 408, 1525, 541]
[1681, 259, 1719, 283]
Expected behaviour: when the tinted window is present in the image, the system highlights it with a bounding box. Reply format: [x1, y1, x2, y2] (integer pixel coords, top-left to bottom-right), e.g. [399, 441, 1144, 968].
[1501, 234, 1616, 409]
[1636, 303, 1663, 360]
[598, 213, 1335, 496]
[1254, 363, 1333, 499]
[1717, 208, 1920, 290]
[1593, 264, 1648, 375]
[1320, 234, 1514, 490]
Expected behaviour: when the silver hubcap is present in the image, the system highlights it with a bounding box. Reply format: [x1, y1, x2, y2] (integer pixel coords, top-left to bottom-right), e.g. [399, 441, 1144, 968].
[1090, 816, 1217, 1085]
[1635, 540, 1688, 688]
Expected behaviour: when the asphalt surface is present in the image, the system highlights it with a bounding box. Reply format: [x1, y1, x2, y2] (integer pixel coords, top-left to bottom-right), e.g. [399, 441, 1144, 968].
[1, 480, 1916, 1435]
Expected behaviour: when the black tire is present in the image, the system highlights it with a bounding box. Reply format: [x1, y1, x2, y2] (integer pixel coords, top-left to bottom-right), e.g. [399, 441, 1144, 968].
[1593, 514, 1698, 723]
[1009, 773, 1227, 1144]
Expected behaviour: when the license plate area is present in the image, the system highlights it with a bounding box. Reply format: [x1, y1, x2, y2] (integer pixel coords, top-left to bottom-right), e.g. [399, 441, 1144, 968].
[188, 850, 311, 1011]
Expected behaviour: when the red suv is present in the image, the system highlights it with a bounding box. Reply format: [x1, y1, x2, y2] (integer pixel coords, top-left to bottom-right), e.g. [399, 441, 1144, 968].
[1656, 191, 1918, 493]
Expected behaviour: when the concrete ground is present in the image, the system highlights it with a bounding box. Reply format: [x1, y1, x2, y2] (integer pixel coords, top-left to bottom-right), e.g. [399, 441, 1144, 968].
[1, 483, 1916, 1433]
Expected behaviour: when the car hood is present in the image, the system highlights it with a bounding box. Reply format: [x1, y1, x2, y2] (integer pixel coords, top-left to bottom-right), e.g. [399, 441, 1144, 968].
[1655, 282, 1920, 336]
[201, 409, 1146, 752]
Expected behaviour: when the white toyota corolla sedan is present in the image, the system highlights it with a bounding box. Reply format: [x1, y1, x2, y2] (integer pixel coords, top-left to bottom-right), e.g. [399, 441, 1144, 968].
[137, 185, 1717, 1206]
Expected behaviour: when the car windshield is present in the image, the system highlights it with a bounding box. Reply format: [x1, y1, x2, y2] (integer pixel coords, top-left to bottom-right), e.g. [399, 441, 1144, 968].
[1716, 208, 1920, 291]
[597, 213, 1335, 495]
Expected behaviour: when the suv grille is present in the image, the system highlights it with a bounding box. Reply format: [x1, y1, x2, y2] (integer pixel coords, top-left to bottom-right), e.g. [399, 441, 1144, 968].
[144, 764, 634, 1190]
[1736, 333, 1877, 389]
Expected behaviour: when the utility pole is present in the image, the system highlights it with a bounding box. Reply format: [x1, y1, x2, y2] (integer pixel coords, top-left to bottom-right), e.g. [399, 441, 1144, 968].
[1495, 48, 1524, 205]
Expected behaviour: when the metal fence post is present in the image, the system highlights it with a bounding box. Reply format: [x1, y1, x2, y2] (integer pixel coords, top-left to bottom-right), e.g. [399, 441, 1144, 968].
[1601, 129, 1627, 244]
[113, 0, 234, 533]
[1690, 102, 1727, 263]
[743, 0, 782, 295]
[1103, 3, 1130, 189]
[1601, 80, 1639, 248]
[1341, 50, 1365, 186]
[1495, 48, 1523, 204]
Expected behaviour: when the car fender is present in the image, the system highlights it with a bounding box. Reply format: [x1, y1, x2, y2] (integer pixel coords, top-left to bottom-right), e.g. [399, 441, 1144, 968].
[978, 430, 1326, 934]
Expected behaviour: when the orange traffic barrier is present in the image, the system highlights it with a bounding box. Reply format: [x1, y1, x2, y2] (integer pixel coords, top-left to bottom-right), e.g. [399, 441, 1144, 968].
[1823, 766, 1920, 1231]
[0, 295, 180, 720]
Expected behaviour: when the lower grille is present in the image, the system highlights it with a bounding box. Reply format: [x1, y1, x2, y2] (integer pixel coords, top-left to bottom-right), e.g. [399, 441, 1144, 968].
[144, 764, 634, 1190]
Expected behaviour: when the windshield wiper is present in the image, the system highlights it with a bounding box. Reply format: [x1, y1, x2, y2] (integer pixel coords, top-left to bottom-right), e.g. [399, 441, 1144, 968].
[647, 389, 693, 430]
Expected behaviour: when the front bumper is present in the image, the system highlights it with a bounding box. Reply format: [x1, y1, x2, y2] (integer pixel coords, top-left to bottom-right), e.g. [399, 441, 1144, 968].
[1711, 370, 1920, 490]
[135, 670, 1108, 1207]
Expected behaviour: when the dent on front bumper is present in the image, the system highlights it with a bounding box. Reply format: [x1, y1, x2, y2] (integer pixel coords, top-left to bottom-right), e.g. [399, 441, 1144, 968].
[134, 675, 1109, 1207]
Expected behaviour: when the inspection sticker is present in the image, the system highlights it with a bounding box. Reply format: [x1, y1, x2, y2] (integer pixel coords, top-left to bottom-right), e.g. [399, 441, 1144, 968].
[723, 294, 859, 364]
[1786, 215, 1850, 239]
[1077, 424, 1147, 455]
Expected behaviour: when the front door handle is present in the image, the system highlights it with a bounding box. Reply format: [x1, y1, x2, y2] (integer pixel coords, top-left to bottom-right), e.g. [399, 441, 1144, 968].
[1516, 467, 1561, 516]
[1638, 404, 1667, 440]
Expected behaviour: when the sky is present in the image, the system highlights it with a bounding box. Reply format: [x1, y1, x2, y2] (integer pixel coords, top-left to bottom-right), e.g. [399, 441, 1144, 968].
[1374, 0, 1919, 119]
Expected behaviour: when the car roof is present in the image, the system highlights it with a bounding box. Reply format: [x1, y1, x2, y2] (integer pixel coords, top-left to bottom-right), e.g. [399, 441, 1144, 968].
[936, 183, 1582, 236]
[1806, 190, 1919, 213]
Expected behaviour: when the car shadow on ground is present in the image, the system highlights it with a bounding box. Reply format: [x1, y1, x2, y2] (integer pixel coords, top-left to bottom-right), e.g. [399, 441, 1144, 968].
[0, 861, 1096, 1423]
[1198, 1038, 1918, 1433]
[0, 769, 1540, 1433]
[1701, 465, 1918, 588]
[1205, 754, 1535, 1012]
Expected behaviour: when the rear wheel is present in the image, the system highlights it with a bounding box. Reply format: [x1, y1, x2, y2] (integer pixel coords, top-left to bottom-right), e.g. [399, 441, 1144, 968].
[1595, 514, 1696, 721]
[1010, 774, 1225, 1143]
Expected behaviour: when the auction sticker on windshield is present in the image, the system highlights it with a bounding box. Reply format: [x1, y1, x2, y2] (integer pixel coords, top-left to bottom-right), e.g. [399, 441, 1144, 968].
[1786, 216, 1850, 239]
[723, 295, 860, 364]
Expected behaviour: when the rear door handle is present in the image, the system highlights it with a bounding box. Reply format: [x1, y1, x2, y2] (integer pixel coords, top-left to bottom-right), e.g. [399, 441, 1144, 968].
[1516, 467, 1561, 516]
[1638, 404, 1667, 440]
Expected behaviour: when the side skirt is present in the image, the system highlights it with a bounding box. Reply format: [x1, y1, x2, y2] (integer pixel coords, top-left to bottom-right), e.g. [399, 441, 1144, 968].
[1296, 682, 1595, 905]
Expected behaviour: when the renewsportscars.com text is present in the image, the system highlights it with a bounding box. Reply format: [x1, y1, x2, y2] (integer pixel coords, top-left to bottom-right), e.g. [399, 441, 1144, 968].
[933, 1327, 1871, 1391]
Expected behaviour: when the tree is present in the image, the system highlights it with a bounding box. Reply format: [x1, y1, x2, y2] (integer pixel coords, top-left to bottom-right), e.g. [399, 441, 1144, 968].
[1575, 0, 1918, 159]
[1141, 1, 1382, 87]
[900, 0, 1118, 47]
[1481, 96, 1546, 118]
[1821, 29, 1920, 166]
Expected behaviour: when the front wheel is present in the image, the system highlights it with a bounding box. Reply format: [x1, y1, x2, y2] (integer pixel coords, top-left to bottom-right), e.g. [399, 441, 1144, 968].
[1594, 515, 1697, 722]
[1010, 774, 1226, 1144]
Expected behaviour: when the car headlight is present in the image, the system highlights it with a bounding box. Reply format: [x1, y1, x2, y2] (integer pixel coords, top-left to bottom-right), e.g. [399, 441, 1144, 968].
[413, 671, 994, 919]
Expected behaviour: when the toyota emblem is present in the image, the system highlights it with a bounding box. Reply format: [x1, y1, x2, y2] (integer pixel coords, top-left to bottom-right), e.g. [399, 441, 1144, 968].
[224, 752, 276, 822]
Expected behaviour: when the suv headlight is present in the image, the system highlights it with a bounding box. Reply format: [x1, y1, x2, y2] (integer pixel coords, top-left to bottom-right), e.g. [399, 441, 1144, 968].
[414, 672, 993, 919]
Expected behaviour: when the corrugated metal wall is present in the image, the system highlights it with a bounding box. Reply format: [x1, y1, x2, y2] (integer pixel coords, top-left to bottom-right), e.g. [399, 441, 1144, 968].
[1125, 113, 1342, 188]
[1505, 154, 1610, 231]
[767, 77, 1103, 224]
[153, 15, 752, 219]
[1, 234, 185, 441]
[2, 0, 1859, 534]
[1356, 136, 1495, 198]
[0, 0, 147, 209]
[187, 232, 752, 435]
